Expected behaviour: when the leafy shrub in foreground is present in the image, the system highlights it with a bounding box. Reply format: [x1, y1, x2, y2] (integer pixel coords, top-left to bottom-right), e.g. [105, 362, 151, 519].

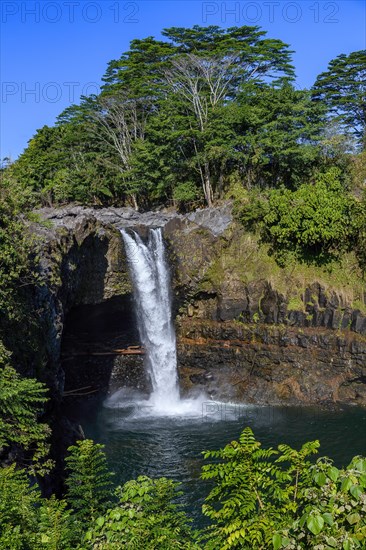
[84, 476, 200, 549]
[65, 439, 114, 523]
[0, 359, 52, 475]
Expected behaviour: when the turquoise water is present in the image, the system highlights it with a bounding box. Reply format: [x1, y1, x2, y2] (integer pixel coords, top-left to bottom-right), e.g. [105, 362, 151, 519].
[77, 400, 366, 524]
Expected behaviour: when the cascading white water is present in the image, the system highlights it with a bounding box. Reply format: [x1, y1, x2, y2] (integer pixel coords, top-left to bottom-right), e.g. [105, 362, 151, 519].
[105, 226, 208, 418]
[120, 228, 180, 409]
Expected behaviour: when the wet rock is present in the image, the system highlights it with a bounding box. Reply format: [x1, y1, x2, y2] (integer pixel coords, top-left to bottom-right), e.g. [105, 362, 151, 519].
[177, 319, 366, 407]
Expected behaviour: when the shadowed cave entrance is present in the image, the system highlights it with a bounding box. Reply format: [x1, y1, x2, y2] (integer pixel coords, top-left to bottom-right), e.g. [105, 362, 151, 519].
[61, 296, 147, 408]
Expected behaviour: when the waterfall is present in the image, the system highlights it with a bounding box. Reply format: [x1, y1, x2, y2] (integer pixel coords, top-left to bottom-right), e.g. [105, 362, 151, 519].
[121, 228, 180, 409]
[108, 226, 207, 418]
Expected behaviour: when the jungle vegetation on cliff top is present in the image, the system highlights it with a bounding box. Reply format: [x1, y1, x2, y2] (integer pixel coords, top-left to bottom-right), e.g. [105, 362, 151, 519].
[2, 27, 365, 270]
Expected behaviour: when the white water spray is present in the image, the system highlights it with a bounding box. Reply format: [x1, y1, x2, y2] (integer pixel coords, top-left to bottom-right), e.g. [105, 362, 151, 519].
[120, 228, 180, 411]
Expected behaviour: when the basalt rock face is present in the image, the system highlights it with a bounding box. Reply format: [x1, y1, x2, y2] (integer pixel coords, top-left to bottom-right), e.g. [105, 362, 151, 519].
[33, 216, 131, 392]
[32, 204, 366, 409]
[179, 279, 366, 336]
[177, 320, 366, 407]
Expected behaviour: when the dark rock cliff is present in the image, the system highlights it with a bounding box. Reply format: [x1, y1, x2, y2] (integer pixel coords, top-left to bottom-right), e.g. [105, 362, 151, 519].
[31, 204, 366, 409]
[178, 320, 366, 407]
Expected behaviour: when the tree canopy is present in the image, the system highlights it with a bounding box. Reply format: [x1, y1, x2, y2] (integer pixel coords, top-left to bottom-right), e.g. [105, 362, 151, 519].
[312, 50, 366, 149]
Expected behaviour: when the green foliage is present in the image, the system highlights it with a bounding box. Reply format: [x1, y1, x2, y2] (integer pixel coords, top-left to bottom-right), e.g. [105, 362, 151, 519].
[173, 181, 199, 206]
[0, 464, 40, 549]
[350, 151, 366, 191]
[84, 476, 200, 549]
[0, 168, 46, 370]
[38, 496, 74, 549]
[10, 24, 302, 208]
[10, 125, 69, 203]
[201, 427, 366, 550]
[65, 439, 114, 523]
[276, 456, 366, 549]
[0, 171, 40, 322]
[312, 50, 366, 148]
[0, 362, 53, 475]
[11, 118, 120, 206]
[0, 428, 365, 549]
[103, 25, 295, 98]
[261, 168, 357, 265]
[234, 189, 269, 231]
[234, 83, 325, 189]
[7, 28, 363, 218]
[0, 469, 72, 550]
[201, 427, 319, 549]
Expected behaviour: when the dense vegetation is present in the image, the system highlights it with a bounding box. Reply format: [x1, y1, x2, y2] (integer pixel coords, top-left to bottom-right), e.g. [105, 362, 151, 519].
[0, 24, 366, 549]
[2, 27, 365, 269]
[3, 27, 365, 210]
[0, 367, 365, 549]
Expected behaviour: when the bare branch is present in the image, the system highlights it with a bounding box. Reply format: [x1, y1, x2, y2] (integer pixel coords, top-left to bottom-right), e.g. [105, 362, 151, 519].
[89, 94, 149, 171]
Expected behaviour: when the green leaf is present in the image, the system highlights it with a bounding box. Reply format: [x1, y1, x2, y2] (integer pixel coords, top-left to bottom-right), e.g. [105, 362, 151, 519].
[273, 533, 282, 550]
[350, 485, 362, 500]
[307, 514, 324, 535]
[347, 512, 361, 525]
[110, 510, 121, 520]
[99, 186, 114, 198]
[323, 512, 334, 526]
[353, 458, 366, 472]
[359, 474, 366, 488]
[96, 516, 105, 528]
[341, 477, 353, 493]
[343, 540, 352, 550]
[327, 466, 339, 482]
[314, 472, 327, 486]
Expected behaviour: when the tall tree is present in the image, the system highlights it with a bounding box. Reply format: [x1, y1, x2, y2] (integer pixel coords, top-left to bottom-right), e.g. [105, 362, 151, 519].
[88, 93, 152, 210]
[162, 25, 295, 88]
[235, 83, 325, 188]
[312, 50, 366, 149]
[160, 26, 295, 204]
[12, 25, 304, 209]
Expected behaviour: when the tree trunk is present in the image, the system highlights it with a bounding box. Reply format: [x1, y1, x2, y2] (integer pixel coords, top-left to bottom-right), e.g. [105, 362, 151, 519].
[203, 162, 213, 207]
[131, 193, 139, 211]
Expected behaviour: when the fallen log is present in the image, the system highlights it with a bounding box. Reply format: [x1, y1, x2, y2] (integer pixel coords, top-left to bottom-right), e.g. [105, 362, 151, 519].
[63, 386, 100, 397]
[62, 346, 145, 358]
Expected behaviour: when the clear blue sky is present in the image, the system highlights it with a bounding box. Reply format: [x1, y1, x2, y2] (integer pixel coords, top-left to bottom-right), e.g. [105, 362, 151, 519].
[1, 0, 365, 160]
